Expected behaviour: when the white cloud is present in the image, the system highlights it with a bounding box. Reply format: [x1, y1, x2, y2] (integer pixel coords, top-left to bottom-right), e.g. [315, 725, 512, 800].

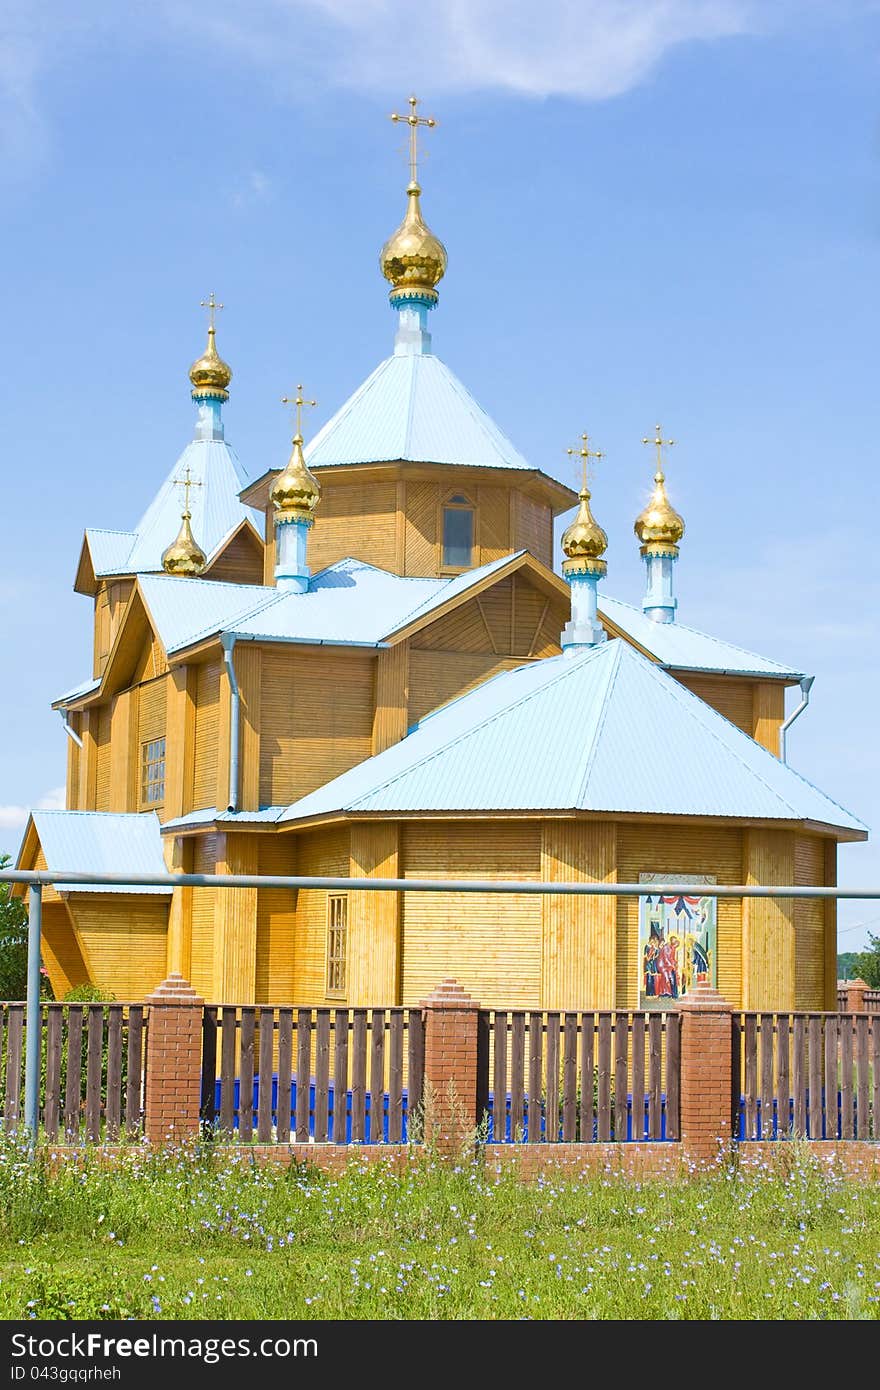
[0, 1, 857, 170]
[230, 169, 273, 210]
[0, 786, 65, 835]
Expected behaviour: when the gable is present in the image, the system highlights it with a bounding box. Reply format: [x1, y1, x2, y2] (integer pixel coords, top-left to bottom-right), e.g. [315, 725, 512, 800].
[204, 520, 264, 586]
[411, 571, 566, 659]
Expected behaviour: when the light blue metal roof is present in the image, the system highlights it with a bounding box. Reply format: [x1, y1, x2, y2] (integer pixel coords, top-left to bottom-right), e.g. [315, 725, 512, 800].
[279, 640, 865, 835]
[55, 676, 101, 705]
[138, 554, 522, 656]
[137, 574, 279, 654]
[598, 595, 804, 679]
[304, 352, 536, 472]
[162, 807, 285, 830]
[84, 529, 138, 577]
[25, 811, 170, 894]
[126, 438, 263, 574]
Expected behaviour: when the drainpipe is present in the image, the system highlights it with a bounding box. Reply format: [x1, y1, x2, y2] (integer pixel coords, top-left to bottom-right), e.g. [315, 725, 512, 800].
[58, 707, 83, 748]
[221, 633, 240, 812]
[780, 675, 814, 764]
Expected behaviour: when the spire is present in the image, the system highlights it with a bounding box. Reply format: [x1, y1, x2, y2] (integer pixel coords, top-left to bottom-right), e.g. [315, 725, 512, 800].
[560, 433, 608, 653]
[161, 464, 206, 576]
[635, 425, 685, 623]
[270, 385, 321, 592]
[380, 95, 447, 356]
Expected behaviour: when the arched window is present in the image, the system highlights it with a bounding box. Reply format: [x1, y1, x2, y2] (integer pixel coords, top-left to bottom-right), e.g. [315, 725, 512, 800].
[441, 492, 475, 570]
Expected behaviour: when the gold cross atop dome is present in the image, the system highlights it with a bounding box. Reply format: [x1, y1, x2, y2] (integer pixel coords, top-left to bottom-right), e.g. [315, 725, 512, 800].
[173, 462, 202, 517]
[390, 95, 437, 187]
[200, 293, 223, 331]
[280, 385, 317, 443]
[635, 424, 684, 550]
[162, 463, 206, 576]
[189, 293, 231, 398]
[567, 432, 606, 493]
[643, 424, 674, 478]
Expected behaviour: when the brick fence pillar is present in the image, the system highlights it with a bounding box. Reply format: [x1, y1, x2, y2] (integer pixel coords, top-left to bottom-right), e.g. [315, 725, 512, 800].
[845, 977, 868, 1013]
[144, 974, 204, 1145]
[677, 982, 734, 1164]
[421, 979, 481, 1154]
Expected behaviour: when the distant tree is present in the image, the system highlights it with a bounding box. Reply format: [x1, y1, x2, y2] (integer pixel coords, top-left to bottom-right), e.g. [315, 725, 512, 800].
[850, 932, 880, 990]
[0, 853, 28, 999]
[837, 951, 860, 981]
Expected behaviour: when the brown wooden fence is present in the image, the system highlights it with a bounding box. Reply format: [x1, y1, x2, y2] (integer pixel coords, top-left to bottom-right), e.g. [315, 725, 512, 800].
[0, 1002, 148, 1140]
[836, 988, 880, 1012]
[735, 1012, 880, 1140]
[479, 1010, 680, 1143]
[200, 1006, 425, 1144]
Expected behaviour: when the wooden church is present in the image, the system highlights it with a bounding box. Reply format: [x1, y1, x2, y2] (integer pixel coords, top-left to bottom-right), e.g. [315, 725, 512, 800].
[17, 100, 865, 1014]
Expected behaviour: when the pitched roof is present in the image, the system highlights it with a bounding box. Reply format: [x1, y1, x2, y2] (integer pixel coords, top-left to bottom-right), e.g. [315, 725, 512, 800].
[599, 595, 804, 680]
[78, 439, 262, 586]
[304, 351, 535, 472]
[136, 553, 523, 656]
[279, 639, 865, 836]
[23, 811, 169, 894]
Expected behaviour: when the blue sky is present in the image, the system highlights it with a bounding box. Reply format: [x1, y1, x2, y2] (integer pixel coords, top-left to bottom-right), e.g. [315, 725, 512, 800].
[0, 1, 878, 946]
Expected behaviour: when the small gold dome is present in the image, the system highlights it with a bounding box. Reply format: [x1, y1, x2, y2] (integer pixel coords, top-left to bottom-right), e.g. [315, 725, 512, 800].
[380, 182, 447, 303]
[161, 510, 206, 576]
[562, 487, 608, 563]
[270, 436, 321, 519]
[189, 326, 232, 398]
[634, 469, 685, 550]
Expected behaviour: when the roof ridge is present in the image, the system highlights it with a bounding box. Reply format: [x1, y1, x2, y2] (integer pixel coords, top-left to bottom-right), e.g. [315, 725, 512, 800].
[343, 647, 609, 812]
[572, 642, 625, 805]
[385, 552, 525, 636]
[85, 527, 137, 538]
[636, 652, 864, 826]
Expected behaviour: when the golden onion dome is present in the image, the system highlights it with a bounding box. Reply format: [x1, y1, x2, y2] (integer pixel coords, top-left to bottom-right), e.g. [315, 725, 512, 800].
[634, 469, 685, 550]
[561, 486, 608, 563]
[270, 435, 321, 519]
[380, 182, 447, 303]
[161, 510, 206, 577]
[189, 325, 232, 398]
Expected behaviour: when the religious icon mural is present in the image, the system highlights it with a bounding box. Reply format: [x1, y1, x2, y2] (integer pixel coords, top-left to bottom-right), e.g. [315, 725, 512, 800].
[638, 873, 717, 1009]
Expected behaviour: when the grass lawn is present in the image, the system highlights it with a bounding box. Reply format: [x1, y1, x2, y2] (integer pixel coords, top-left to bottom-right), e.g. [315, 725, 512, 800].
[0, 1139, 878, 1319]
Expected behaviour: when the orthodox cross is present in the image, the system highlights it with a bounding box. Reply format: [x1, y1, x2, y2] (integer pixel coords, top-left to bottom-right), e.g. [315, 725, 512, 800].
[200, 293, 223, 331]
[567, 432, 605, 491]
[281, 384, 317, 440]
[643, 424, 674, 473]
[173, 462, 202, 516]
[390, 95, 437, 185]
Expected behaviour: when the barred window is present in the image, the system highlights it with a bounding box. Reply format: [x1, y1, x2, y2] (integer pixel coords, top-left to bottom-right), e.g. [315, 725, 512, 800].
[140, 737, 166, 807]
[326, 893, 348, 997]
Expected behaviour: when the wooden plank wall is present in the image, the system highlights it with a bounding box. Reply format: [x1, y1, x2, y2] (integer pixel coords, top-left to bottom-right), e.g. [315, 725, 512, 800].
[189, 833, 218, 999]
[307, 481, 398, 574]
[400, 822, 541, 1008]
[615, 823, 743, 1009]
[794, 835, 825, 1010]
[259, 648, 375, 805]
[348, 824, 400, 1003]
[753, 683, 785, 756]
[255, 837, 298, 1003]
[192, 662, 221, 810]
[291, 827, 350, 1004]
[541, 822, 617, 1010]
[204, 528, 264, 586]
[512, 494, 552, 568]
[674, 674, 754, 736]
[38, 901, 90, 1000]
[403, 482, 438, 575]
[65, 895, 168, 1000]
[372, 644, 409, 753]
[476, 486, 510, 564]
[743, 829, 795, 1011]
[213, 834, 259, 1002]
[93, 707, 112, 811]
